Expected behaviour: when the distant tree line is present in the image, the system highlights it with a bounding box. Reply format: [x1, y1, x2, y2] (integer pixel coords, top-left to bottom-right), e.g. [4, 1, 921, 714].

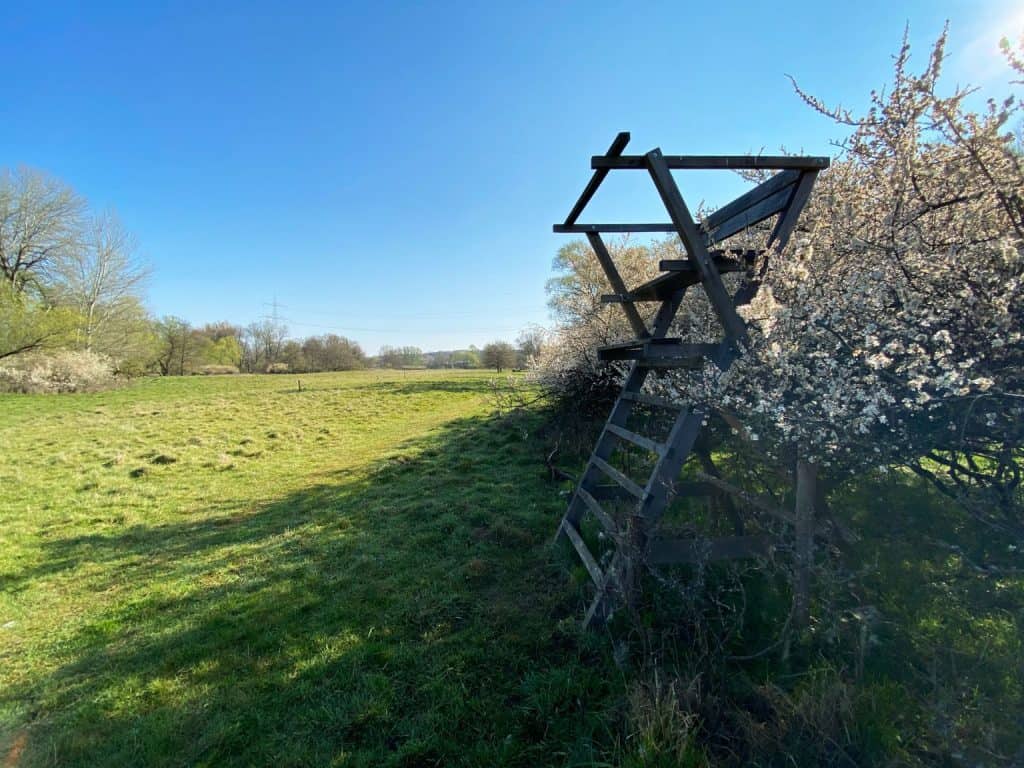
[0, 165, 545, 388]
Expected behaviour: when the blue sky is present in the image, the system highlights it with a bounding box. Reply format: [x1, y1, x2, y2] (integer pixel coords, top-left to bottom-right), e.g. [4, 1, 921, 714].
[2, 1, 1020, 353]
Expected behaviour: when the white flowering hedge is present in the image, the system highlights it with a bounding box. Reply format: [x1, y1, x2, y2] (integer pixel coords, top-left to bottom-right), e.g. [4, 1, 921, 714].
[0, 349, 116, 393]
[538, 32, 1023, 530]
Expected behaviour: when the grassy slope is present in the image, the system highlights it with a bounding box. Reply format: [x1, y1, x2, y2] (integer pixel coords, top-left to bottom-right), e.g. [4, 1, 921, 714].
[0, 371, 616, 767]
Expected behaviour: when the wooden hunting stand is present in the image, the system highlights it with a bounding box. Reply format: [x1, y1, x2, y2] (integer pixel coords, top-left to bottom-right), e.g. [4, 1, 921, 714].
[552, 132, 828, 628]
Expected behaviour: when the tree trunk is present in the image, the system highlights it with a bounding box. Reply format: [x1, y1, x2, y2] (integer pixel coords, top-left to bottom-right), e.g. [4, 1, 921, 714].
[793, 458, 817, 628]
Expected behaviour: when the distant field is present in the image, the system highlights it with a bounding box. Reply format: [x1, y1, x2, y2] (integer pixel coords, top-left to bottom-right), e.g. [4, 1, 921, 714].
[0, 370, 618, 767]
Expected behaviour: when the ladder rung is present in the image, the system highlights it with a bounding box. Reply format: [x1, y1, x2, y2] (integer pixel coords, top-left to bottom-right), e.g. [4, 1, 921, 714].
[561, 521, 604, 587]
[606, 424, 665, 456]
[621, 391, 684, 410]
[577, 487, 619, 536]
[591, 456, 646, 499]
[590, 484, 636, 501]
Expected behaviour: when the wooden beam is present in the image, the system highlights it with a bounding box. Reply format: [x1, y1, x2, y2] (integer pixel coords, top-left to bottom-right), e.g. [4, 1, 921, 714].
[553, 223, 677, 233]
[561, 521, 604, 587]
[606, 424, 666, 456]
[592, 456, 646, 499]
[645, 149, 748, 341]
[768, 171, 819, 251]
[700, 170, 798, 234]
[702, 185, 794, 245]
[593, 155, 830, 171]
[587, 232, 650, 339]
[564, 132, 630, 225]
[577, 487, 619, 537]
[647, 535, 772, 565]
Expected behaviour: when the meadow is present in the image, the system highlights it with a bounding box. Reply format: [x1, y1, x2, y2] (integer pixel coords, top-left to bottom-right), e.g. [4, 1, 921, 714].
[1, 370, 1021, 767]
[0, 370, 626, 766]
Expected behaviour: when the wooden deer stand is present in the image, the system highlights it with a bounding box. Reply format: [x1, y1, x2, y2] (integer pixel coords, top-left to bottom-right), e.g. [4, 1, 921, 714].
[553, 132, 828, 628]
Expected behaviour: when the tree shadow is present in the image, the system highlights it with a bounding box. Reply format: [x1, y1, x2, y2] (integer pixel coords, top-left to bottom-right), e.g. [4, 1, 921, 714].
[2, 413, 619, 767]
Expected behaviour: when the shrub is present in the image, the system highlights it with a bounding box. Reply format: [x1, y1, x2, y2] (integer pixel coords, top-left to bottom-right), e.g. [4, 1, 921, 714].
[197, 364, 240, 376]
[0, 350, 116, 393]
[265, 362, 289, 374]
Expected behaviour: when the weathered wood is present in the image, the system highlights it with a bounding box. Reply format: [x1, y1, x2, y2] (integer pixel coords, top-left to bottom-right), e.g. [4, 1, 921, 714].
[554, 223, 677, 233]
[702, 185, 795, 245]
[589, 484, 635, 501]
[693, 471, 795, 525]
[793, 459, 817, 628]
[768, 170, 819, 251]
[564, 132, 630, 225]
[602, 256, 748, 304]
[593, 155, 830, 170]
[587, 232, 650, 338]
[577, 486, 619, 537]
[598, 337, 681, 353]
[645, 149, 748, 341]
[597, 340, 716, 366]
[637, 407, 707, 526]
[553, 135, 825, 630]
[647, 535, 772, 565]
[659, 249, 759, 271]
[592, 456, 646, 499]
[701, 170, 799, 233]
[696, 448, 745, 536]
[561, 521, 604, 587]
[606, 423, 666, 456]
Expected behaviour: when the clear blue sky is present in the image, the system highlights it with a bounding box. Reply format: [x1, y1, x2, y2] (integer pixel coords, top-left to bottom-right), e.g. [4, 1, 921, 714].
[2, 1, 1020, 353]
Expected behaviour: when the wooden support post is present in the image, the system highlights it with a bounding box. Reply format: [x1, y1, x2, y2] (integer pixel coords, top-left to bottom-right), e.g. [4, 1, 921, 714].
[793, 459, 817, 628]
[586, 232, 650, 339]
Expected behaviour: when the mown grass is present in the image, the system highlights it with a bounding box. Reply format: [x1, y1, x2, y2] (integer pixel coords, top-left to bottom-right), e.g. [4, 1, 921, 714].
[0, 371, 622, 767]
[2, 370, 1021, 766]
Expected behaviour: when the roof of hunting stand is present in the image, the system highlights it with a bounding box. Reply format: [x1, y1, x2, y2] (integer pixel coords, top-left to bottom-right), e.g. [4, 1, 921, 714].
[555, 131, 829, 234]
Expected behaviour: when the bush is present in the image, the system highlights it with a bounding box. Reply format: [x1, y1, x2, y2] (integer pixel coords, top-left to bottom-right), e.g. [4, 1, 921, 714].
[196, 364, 240, 376]
[0, 350, 116, 393]
[265, 362, 289, 374]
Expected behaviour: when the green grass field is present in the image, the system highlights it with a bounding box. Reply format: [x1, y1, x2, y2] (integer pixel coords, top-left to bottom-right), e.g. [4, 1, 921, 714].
[2, 370, 1021, 767]
[0, 370, 624, 767]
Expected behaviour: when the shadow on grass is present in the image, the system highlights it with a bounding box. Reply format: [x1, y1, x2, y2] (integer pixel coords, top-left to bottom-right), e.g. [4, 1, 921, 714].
[2, 413, 619, 768]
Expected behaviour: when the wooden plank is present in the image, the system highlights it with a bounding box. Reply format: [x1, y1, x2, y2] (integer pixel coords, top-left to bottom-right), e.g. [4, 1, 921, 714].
[620, 391, 684, 410]
[606, 423, 665, 456]
[645, 150, 748, 341]
[702, 185, 794, 245]
[598, 337, 679, 353]
[564, 132, 630, 225]
[589, 484, 636, 501]
[593, 155, 830, 170]
[768, 171, 819, 251]
[660, 250, 759, 271]
[693, 471, 794, 524]
[591, 456, 646, 499]
[700, 170, 799, 234]
[576, 486, 619, 536]
[553, 223, 677, 234]
[587, 232, 650, 339]
[637, 407, 706, 524]
[598, 340, 714, 365]
[561, 521, 605, 586]
[647, 535, 772, 565]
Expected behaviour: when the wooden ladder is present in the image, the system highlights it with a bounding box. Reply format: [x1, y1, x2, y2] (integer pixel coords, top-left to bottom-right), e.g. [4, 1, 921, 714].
[552, 134, 826, 627]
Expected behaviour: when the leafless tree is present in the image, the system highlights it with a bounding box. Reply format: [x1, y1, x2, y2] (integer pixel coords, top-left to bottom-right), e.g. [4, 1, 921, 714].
[54, 210, 149, 351]
[0, 168, 85, 293]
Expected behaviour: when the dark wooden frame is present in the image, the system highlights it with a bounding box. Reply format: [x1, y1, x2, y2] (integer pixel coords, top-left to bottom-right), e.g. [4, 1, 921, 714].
[552, 132, 827, 628]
